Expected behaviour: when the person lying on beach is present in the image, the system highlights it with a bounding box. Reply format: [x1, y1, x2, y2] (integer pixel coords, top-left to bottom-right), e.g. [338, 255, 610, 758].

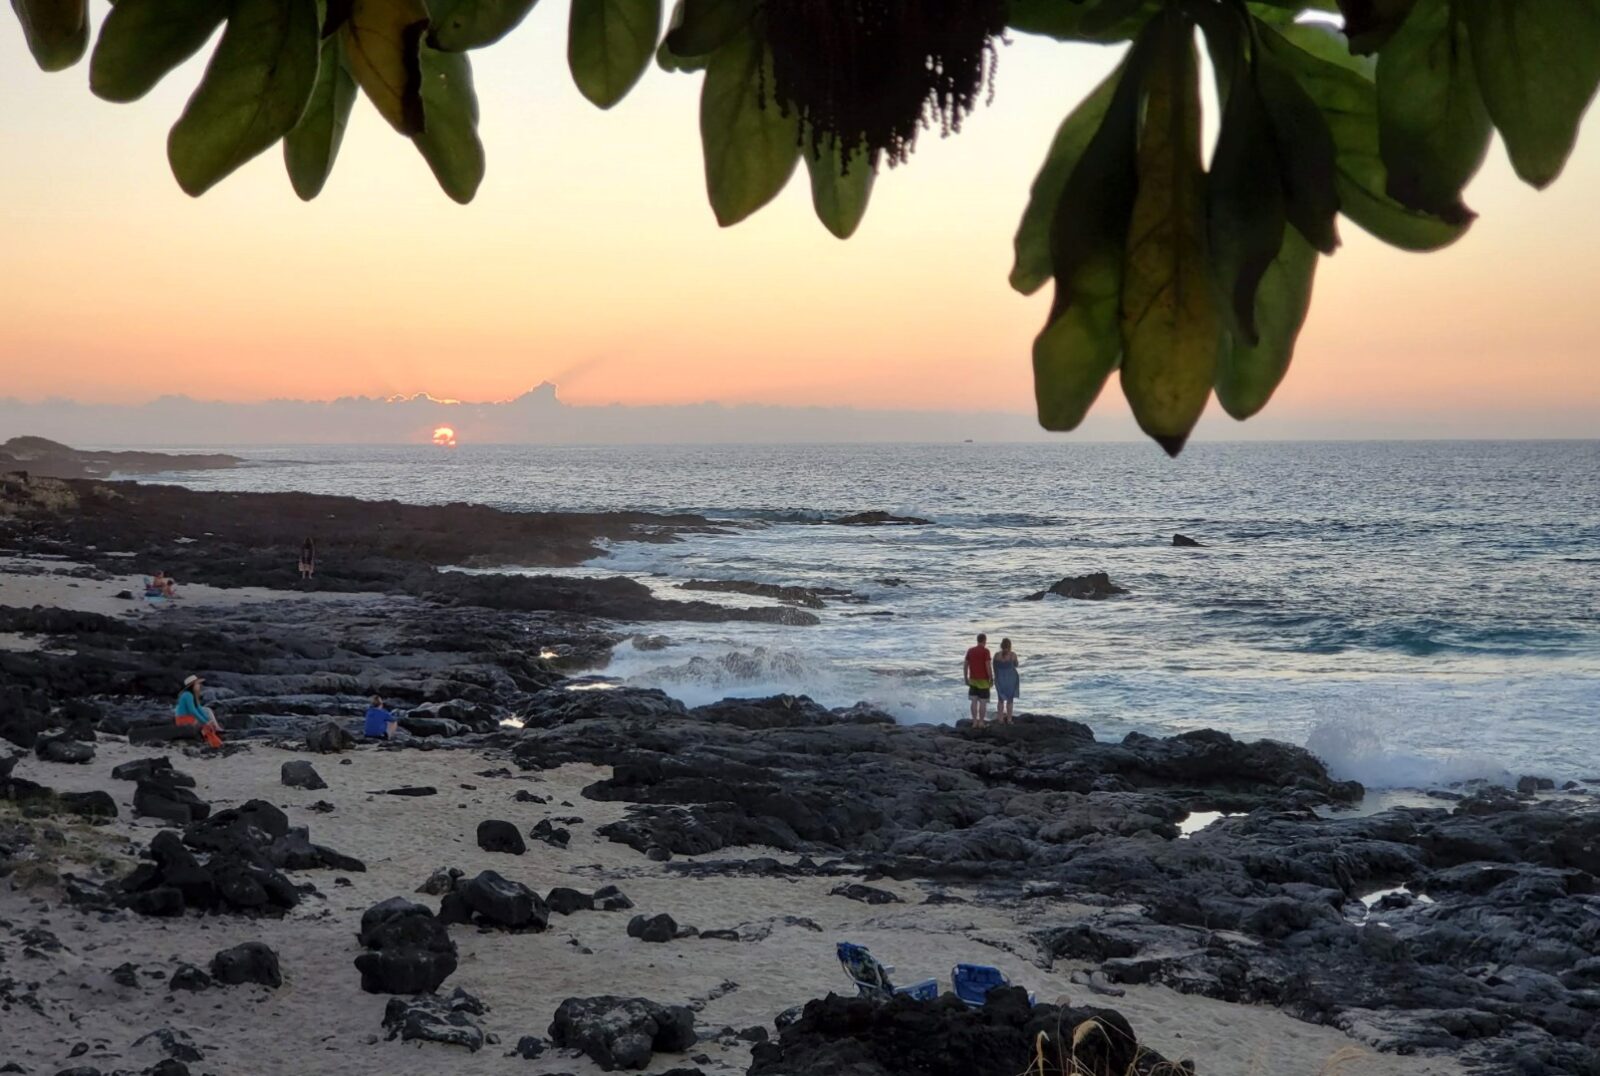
[146, 571, 177, 599]
[175, 674, 223, 749]
[364, 695, 398, 739]
[964, 633, 992, 728]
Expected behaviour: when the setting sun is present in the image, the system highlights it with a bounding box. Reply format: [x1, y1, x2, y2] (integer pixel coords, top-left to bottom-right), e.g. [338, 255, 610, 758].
[431, 426, 457, 447]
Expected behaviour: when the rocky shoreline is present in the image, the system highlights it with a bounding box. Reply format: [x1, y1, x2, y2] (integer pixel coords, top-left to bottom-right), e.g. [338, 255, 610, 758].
[1, 480, 1596, 1075]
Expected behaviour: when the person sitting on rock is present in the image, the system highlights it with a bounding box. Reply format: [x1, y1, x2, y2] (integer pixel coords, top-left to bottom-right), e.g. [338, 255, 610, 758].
[175, 674, 223, 749]
[363, 695, 398, 739]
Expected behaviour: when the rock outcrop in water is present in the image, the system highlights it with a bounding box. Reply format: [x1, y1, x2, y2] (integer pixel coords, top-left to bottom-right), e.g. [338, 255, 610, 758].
[0, 436, 241, 479]
[1025, 572, 1129, 601]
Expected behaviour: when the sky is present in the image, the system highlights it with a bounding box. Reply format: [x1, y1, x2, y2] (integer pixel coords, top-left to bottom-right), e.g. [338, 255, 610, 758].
[1, 10, 1598, 442]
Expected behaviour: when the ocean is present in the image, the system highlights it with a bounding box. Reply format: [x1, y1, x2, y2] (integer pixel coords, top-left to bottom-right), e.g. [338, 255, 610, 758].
[137, 440, 1600, 790]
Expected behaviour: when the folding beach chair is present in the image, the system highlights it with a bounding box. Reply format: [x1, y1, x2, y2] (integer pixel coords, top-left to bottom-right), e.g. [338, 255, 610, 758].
[951, 963, 1033, 1007]
[836, 941, 939, 1002]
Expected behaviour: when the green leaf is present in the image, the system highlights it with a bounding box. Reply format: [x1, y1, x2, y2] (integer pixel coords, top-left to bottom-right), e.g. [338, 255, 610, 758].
[1032, 26, 1158, 432]
[411, 42, 485, 203]
[1376, 0, 1491, 221]
[167, 0, 321, 197]
[11, 0, 88, 71]
[1335, 0, 1419, 53]
[427, 0, 540, 51]
[342, 0, 428, 134]
[804, 138, 875, 240]
[1008, 0, 1158, 43]
[664, 0, 749, 56]
[1010, 62, 1124, 296]
[699, 30, 800, 226]
[568, 0, 661, 109]
[1256, 50, 1341, 253]
[1259, 21, 1467, 251]
[1119, 10, 1220, 456]
[1208, 61, 1287, 343]
[284, 34, 357, 200]
[656, 2, 704, 73]
[91, 0, 225, 102]
[1216, 227, 1317, 419]
[1462, 0, 1600, 188]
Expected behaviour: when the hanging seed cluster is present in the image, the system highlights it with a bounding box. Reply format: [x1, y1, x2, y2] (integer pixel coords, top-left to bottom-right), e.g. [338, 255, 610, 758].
[760, 0, 1007, 169]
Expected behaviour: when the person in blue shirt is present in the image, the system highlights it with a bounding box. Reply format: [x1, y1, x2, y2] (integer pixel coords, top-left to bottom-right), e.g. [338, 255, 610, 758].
[364, 695, 397, 739]
[174, 674, 222, 749]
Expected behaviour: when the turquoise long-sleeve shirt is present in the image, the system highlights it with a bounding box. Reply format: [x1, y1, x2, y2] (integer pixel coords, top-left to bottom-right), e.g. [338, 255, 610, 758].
[174, 690, 212, 724]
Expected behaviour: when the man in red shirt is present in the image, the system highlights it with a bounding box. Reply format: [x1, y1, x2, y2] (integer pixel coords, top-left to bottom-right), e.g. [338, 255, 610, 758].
[963, 633, 992, 728]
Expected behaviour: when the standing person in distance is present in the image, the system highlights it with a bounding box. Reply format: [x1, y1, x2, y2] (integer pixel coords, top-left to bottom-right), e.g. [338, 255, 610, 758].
[298, 537, 315, 583]
[993, 638, 1021, 725]
[963, 633, 993, 728]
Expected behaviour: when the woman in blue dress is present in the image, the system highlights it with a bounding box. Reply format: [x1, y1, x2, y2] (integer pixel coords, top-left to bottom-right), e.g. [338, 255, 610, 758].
[993, 638, 1020, 725]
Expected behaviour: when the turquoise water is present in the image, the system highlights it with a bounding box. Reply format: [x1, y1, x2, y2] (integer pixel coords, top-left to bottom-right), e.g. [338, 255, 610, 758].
[147, 440, 1600, 787]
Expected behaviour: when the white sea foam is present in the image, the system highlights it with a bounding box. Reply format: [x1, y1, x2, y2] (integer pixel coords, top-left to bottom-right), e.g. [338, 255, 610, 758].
[1304, 712, 1511, 790]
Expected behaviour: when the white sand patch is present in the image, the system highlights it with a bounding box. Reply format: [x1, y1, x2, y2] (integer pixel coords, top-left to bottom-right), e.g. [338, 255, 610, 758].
[0, 739, 1464, 1076]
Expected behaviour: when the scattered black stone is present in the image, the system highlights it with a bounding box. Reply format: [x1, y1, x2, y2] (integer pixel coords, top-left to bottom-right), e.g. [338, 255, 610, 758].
[627, 913, 679, 943]
[1024, 572, 1129, 601]
[382, 988, 488, 1052]
[477, 819, 526, 855]
[144, 1061, 190, 1076]
[593, 885, 634, 911]
[133, 781, 210, 824]
[1516, 774, 1556, 794]
[132, 1027, 203, 1063]
[697, 929, 740, 941]
[416, 866, 464, 896]
[112, 962, 141, 987]
[168, 964, 212, 992]
[209, 942, 282, 988]
[750, 990, 1182, 1076]
[546, 887, 594, 915]
[305, 722, 354, 754]
[530, 819, 570, 848]
[112, 757, 194, 788]
[441, 870, 549, 932]
[548, 995, 697, 1071]
[513, 789, 549, 804]
[34, 732, 94, 764]
[830, 883, 902, 905]
[354, 897, 458, 994]
[280, 760, 327, 790]
[374, 786, 436, 797]
[507, 1035, 546, 1059]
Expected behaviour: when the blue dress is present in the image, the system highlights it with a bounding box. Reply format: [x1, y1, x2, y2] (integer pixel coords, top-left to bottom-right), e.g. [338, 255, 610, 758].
[993, 655, 1020, 701]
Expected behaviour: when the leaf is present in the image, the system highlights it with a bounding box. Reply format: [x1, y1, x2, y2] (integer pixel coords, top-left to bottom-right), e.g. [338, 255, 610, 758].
[10, 0, 87, 71]
[664, 0, 749, 56]
[1010, 62, 1124, 296]
[412, 42, 485, 203]
[699, 30, 800, 226]
[1216, 227, 1317, 419]
[427, 0, 540, 51]
[805, 138, 875, 240]
[1119, 10, 1220, 456]
[284, 34, 358, 200]
[342, 0, 428, 134]
[1462, 0, 1600, 188]
[91, 0, 225, 102]
[167, 0, 321, 197]
[1207, 63, 1287, 344]
[1376, 0, 1491, 221]
[568, 0, 661, 109]
[1031, 25, 1158, 432]
[1259, 21, 1467, 251]
[1335, 0, 1419, 53]
[1255, 51, 1341, 253]
[1008, 0, 1158, 43]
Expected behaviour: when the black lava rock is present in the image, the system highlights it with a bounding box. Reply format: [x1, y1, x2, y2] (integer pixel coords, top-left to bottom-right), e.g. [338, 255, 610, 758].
[548, 995, 697, 1071]
[627, 913, 679, 943]
[209, 942, 282, 988]
[355, 897, 458, 994]
[280, 760, 327, 790]
[476, 819, 526, 855]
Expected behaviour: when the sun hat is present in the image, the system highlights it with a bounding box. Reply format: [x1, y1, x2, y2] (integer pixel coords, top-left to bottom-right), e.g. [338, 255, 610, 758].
[183, 674, 202, 687]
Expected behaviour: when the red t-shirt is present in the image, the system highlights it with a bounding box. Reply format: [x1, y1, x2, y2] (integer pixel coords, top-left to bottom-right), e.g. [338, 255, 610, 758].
[965, 645, 992, 681]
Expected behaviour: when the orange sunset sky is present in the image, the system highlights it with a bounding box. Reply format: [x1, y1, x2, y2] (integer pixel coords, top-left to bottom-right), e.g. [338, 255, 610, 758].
[1, 11, 1597, 438]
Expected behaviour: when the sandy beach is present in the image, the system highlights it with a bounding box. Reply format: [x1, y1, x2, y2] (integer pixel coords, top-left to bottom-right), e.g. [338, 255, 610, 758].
[0, 563, 1475, 1075]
